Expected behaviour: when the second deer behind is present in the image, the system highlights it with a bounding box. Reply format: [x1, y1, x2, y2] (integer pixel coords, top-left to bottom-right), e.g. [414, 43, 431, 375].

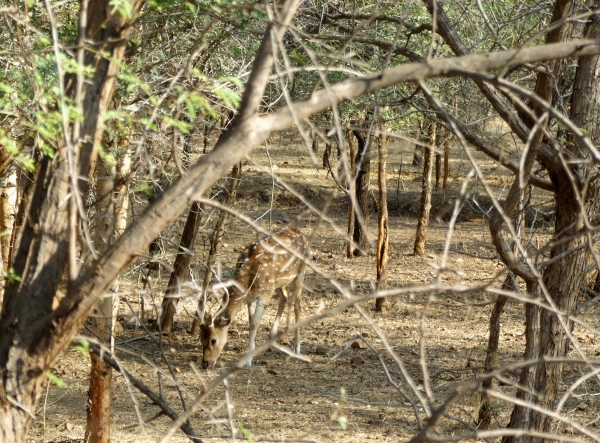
[200, 227, 308, 369]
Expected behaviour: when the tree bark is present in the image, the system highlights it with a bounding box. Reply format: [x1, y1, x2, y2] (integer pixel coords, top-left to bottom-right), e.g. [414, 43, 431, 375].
[0, 164, 17, 272]
[434, 152, 441, 191]
[0, 160, 17, 303]
[375, 133, 389, 312]
[503, 6, 600, 442]
[85, 153, 117, 443]
[0, 0, 144, 439]
[346, 129, 357, 258]
[350, 130, 371, 256]
[442, 130, 449, 198]
[159, 202, 204, 334]
[414, 122, 435, 256]
[477, 274, 514, 427]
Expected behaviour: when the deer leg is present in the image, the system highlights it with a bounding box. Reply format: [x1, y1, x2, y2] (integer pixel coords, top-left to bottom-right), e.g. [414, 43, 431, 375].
[271, 287, 287, 338]
[246, 296, 267, 368]
[293, 285, 301, 354]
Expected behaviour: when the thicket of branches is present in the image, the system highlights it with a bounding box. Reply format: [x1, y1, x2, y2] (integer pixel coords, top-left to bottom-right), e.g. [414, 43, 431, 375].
[1, 0, 600, 442]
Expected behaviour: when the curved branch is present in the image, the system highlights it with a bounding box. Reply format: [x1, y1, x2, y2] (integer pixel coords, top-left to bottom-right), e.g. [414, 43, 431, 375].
[44, 36, 600, 365]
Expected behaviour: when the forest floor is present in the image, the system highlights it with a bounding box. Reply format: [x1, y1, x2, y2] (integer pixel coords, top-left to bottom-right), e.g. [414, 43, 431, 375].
[29, 127, 600, 443]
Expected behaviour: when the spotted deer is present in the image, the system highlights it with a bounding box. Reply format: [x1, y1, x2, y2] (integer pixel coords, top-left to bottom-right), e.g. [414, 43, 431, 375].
[199, 228, 308, 369]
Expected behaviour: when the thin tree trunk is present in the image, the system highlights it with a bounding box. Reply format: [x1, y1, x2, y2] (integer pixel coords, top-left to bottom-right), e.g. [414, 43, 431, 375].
[412, 144, 422, 166]
[350, 130, 371, 256]
[85, 153, 117, 443]
[0, 163, 17, 303]
[375, 133, 389, 312]
[414, 121, 436, 256]
[477, 274, 514, 427]
[442, 130, 449, 199]
[435, 151, 441, 190]
[0, 165, 17, 272]
[85, 143, 130, 443]
[346, 129, 356, 258]
[191, 163, 241, 335]
[113, 145, 131, 239]
[159, 202, 204, 334]
[7, 169, 35, 274]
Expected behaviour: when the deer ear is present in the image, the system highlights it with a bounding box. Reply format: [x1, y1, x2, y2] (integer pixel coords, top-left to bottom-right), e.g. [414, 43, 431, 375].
[216, 312, 232, 327]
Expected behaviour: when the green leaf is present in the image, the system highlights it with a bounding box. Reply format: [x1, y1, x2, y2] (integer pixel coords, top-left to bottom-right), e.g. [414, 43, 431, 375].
[238, 425, 255, 443]
[47, 371, 66, 388]
[132, 182, 153, 197]
[4, 268, 22, 284]
[109, 0, 134, 19]
[98, 145, 117, 165]
[0, 82, 14, 95]
[212, 83, 241, 110]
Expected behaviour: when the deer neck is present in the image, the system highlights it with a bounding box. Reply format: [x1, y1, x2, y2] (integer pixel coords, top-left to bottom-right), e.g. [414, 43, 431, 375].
[223, 283, 249, 317]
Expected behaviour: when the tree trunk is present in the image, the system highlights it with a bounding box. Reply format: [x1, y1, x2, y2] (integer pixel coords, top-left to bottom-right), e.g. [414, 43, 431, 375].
[412, 144, 422, 166]
[375, 133, 389, 312]
[85, 141, 130, 443]
[190, 163, 241, 335]
[8, 169, 35, 273]
[113, 144, 132, 239]
[346, 129, 357, 258]
[503, 7, 600, 442]
[434, 151, 441, 191]
[159, 202, 204, 334]
[477, 274, 514, 427]
[442, 130, 449, 198]
[0, 164, 17, 272]
[350, 130, 371, 256]
[414, 121, 436, 256]
[0, 0, 144, 439]
[0, 161, 18, 303]
[85, 153, 117, 443]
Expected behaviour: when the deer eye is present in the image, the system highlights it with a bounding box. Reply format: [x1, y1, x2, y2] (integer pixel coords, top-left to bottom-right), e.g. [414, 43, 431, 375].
[210, 338, 217, 346]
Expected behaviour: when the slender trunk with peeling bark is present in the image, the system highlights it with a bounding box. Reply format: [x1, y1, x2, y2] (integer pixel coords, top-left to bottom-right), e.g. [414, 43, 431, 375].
[375, 133, 389, 312]
[85, 144, 130, 443]
[477, 275, 514, 427]
[414, 122, 435, 256]
[0, 166, 17, 271]
[346, 129, 356, 258]
[0, 164, 18, 303]
[442, 131, 449, 199]
[350, 130, 371, 256]
[86, 153, 117, 443]
[434, 152, 441, 191]
[7, 169, 35, 273]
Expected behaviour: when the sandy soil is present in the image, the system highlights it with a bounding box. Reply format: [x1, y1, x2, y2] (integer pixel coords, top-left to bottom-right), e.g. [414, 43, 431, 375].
[28, 129, 600, 443]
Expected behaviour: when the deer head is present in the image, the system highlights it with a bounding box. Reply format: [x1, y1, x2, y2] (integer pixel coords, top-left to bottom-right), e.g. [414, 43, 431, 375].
[199, 311, 233, 369]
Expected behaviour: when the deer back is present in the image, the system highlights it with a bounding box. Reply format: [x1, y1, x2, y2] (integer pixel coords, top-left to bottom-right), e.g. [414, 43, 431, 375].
[234, 227, 308, 302]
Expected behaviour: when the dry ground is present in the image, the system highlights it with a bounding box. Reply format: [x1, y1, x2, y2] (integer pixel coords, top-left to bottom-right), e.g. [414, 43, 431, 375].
[28, 127, 600, 443]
